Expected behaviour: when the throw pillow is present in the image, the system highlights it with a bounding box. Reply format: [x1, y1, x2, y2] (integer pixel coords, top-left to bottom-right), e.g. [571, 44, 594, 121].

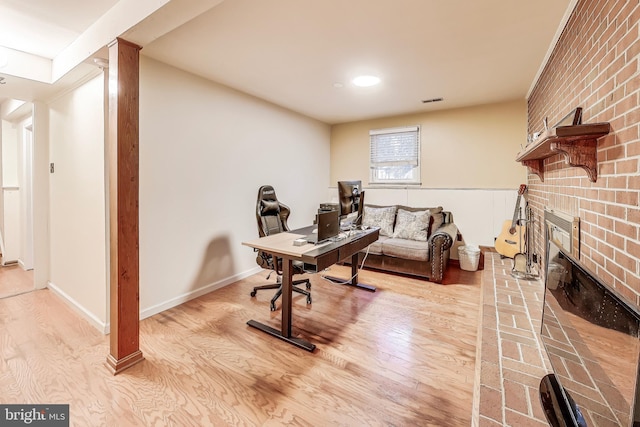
[363, 206, 397, 237]
[431, 210, 444, 233]
[392, 209, 431, 241]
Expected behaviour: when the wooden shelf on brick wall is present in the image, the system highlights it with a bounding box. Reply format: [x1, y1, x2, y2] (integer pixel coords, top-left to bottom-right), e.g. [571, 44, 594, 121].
[516, 122, 611, 182]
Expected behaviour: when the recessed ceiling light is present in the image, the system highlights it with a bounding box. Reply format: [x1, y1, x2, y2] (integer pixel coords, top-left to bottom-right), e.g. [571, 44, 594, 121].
[353, 75, 381, 87]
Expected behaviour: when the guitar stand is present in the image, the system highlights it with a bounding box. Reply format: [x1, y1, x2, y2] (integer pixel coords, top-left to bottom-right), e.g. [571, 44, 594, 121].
[511, 263, 537, 280]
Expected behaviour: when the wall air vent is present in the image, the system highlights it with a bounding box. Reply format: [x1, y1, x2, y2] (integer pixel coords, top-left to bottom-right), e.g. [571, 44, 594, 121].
[422, 97, 443, 103]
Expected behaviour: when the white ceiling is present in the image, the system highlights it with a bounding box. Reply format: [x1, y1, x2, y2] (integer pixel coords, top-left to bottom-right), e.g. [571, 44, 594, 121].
[0, 0, 118, 58]
[0, 0, 574, 124]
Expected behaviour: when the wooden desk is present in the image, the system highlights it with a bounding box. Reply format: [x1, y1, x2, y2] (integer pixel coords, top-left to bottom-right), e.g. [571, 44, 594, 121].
[242, 226, 379, 351]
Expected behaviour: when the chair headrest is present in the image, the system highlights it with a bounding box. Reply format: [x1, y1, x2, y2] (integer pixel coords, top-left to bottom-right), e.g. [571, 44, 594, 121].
[261, 199, 280, 216]
[257, 185, 281, 216]
[259, 185, 277, 202]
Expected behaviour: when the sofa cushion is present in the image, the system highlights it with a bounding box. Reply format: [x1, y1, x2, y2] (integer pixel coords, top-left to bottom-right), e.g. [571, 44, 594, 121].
[381, 238, 430, 261]
[392, 209, 431, 241]
[363, 206, 397, 237]
[364, 235, 389, 255]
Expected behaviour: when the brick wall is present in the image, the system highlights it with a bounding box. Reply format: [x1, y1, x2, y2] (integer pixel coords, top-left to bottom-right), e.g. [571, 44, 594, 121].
[527, 0, 640, 306]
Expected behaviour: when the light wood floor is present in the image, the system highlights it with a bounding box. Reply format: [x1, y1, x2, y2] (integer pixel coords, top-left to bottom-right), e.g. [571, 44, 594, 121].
[0, 264, 34, 299]
[0, 265, 481, 426]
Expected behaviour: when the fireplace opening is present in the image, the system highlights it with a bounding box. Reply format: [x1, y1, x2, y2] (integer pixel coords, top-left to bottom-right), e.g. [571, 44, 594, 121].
[538, 228, 640, 426]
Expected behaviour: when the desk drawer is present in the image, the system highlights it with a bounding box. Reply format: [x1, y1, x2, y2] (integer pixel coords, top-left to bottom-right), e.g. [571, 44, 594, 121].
[314, 250, 340, 272]
[299, 228, 379, 272]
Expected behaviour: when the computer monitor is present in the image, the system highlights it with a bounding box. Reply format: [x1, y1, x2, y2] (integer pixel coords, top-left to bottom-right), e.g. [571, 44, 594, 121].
[337, 180, 365, 227]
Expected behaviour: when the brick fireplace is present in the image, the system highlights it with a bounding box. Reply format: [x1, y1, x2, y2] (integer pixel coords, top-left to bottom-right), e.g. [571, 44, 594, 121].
[526, 0, 640, 306]
[473, 1, 640, 425]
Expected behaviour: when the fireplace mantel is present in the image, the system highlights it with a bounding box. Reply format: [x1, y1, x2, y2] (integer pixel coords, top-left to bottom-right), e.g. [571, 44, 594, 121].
[516, 122, 611, 182]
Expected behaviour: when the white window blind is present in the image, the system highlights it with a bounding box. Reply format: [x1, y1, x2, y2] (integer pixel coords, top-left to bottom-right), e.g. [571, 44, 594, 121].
[369, 126, 420, 184]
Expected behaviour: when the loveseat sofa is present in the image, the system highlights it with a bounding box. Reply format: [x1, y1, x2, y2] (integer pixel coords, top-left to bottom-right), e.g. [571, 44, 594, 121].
[351, 204, 458, 283]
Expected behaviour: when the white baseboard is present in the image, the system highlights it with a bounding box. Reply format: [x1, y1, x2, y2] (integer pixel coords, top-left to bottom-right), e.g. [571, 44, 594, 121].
[46, 267, 262, 336]
[139, 267, 261, 320]
[47, 281, 109, 334]
[17, 259, 34, 271]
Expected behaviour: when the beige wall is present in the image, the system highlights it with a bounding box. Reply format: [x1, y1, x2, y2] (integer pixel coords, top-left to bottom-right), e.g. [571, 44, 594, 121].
[32, 102, 50, 289]
[330, 99, 528, 248]
[48, 74, 107, 327]
[331, 99, 527, 189]
[138, 57, 331, 318]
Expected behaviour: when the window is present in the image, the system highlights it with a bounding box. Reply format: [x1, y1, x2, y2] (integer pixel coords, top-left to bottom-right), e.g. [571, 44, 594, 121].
[369, 126, 420, 184]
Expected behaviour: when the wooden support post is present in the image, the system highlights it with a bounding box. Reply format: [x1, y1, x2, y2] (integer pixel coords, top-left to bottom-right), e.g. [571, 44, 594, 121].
[106, 38, 144, 374]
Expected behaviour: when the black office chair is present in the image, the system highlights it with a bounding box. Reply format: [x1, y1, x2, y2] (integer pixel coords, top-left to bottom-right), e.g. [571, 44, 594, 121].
[250, 185, 312, 311]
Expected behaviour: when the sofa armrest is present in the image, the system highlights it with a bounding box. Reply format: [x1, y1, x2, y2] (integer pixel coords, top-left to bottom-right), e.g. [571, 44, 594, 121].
[429, 222, 458, 283]
[431, 222, 457, 248]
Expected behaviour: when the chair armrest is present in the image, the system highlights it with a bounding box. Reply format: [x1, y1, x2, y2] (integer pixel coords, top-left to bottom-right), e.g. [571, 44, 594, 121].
[256, 249, 279, 272]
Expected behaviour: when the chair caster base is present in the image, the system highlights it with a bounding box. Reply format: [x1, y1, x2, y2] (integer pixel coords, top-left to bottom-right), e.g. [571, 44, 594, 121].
[250, 290, 257, 297]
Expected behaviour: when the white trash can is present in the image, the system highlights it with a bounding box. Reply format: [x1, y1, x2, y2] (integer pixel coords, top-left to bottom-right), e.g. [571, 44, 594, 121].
[458, 245, 481, 271]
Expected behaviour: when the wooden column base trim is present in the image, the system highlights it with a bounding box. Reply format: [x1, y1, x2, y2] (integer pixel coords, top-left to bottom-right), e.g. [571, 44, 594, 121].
[106, 350, 144, 375]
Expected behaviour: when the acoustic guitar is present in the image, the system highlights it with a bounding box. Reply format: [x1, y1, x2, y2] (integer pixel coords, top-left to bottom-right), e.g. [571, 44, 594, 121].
[495, 184, 527, 259]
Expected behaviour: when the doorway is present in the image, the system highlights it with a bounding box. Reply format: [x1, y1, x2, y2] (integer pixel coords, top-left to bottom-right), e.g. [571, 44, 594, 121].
[0, 106, 35, 298]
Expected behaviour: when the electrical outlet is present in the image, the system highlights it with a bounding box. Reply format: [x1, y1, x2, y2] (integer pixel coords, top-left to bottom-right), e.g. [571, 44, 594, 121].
[50, 163, 54, 173]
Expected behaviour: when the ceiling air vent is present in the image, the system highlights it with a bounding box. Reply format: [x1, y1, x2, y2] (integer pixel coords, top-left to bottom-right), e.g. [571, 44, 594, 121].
[422, 97, 443, 104]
